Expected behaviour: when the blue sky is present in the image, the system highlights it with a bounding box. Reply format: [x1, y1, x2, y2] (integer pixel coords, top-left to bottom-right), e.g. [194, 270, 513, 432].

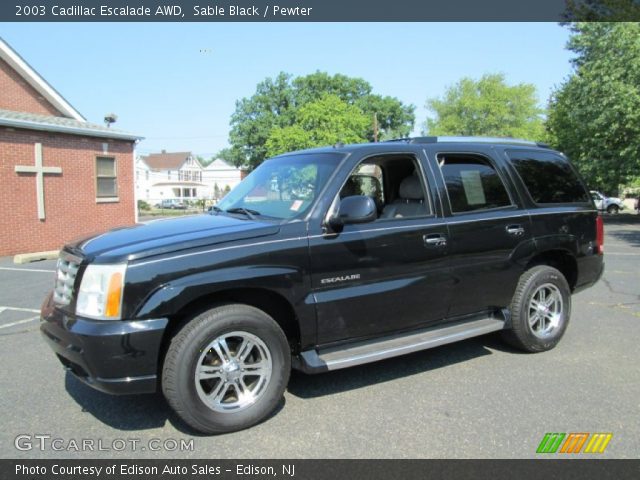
[1, 23, 574, 158]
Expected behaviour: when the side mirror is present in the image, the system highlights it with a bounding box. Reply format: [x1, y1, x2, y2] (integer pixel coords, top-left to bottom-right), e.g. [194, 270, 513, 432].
[329, 196, 377, 231]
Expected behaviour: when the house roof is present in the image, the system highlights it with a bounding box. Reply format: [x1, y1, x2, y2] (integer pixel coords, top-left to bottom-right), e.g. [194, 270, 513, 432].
[0, 37, 85, 121]
[144, 152, 193, 170]
[0, 109, 142, 141]
[205, 158, 239, 171]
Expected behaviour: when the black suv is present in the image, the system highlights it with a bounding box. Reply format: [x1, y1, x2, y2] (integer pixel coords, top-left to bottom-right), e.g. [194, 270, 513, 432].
[41, 137, 604, 434]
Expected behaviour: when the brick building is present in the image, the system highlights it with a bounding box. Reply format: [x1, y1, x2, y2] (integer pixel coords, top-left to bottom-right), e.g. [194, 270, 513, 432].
[0, 38, 141, 257]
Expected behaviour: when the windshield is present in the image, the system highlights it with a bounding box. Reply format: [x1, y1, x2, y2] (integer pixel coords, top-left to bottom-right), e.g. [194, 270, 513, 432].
[217, 153, 343, 220]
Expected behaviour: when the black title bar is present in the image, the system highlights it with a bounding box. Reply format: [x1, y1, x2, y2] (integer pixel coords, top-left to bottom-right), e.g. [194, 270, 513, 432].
[2, 459, 640, 480]
[3, 0, 640, 22]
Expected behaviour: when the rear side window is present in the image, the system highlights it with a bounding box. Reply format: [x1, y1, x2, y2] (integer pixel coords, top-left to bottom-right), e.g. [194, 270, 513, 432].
[438, 154, 512, 213]
[507, 150, 589, 204]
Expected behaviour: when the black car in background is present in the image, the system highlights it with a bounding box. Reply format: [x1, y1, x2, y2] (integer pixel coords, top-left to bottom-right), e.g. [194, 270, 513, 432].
[41, 137, 604, 434]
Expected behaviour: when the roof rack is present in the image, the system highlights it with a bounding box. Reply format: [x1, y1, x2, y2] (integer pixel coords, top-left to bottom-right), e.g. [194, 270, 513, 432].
[385, 136, 551, 148]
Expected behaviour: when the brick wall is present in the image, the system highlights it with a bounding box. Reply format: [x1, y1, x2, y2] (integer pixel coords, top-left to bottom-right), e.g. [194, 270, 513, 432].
[0, 127, 136, 256]
[0, 58, 63, 117]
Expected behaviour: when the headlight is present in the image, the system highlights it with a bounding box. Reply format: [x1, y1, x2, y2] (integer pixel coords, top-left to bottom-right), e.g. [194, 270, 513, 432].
[76, 263, 127, 320]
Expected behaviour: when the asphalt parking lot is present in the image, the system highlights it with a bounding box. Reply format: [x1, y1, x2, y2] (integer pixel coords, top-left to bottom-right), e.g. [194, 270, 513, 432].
[1, 215, 639, 459]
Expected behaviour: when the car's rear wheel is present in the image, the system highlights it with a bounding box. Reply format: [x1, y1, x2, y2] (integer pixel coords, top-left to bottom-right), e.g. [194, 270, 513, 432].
[502, 265, 571, 352]
[607, 204, 619, 214]
[162, 304, 290, 434]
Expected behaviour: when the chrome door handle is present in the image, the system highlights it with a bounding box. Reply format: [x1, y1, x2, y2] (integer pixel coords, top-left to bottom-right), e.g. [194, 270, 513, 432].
[506, 225, 525, 236]
[423, 233, 447, 247]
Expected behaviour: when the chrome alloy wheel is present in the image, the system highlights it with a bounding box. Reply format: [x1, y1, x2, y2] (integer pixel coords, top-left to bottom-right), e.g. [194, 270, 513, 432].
[528, 283, 564, 338]
[195, 331, 272, 413]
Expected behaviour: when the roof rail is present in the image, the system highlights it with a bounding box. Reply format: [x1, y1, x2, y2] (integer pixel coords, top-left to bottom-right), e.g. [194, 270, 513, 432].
[385, 136, 550, 148]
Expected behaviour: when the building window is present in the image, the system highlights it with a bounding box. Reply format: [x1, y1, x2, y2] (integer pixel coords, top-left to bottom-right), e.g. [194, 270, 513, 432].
[96, 156, 117, 198]
[145, 171, 149, 180]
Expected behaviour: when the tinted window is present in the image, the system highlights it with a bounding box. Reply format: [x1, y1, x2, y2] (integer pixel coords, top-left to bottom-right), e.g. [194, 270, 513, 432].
[507, 150, 589, 204]
[439, 154, 511, 213]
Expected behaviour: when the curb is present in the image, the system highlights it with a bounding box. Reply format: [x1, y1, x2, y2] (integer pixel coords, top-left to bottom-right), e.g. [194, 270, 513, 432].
[13, 250, 59, 264]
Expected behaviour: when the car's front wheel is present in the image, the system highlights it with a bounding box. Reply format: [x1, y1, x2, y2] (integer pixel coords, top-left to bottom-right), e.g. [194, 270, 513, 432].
[607, 204, 619, 214]
[502, 265, 571, 353]
[162, 304, 291, 434]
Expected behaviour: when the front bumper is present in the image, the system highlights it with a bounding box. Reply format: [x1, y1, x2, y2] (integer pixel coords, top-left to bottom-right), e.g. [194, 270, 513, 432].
[40, 292, 168, 395]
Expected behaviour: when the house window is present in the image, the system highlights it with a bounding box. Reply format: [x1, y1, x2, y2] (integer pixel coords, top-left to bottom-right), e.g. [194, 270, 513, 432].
[96, 156, 117, 198]
[145, 171, 149, 180]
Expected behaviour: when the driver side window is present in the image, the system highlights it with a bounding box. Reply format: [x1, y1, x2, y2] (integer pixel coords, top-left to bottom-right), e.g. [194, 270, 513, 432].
[337, 155, 431, 220]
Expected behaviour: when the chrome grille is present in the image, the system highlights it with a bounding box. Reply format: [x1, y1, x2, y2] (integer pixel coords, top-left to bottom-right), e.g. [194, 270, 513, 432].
[53, 253, 81, 305]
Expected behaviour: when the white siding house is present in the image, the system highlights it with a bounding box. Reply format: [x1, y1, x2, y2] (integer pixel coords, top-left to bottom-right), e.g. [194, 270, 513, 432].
[203, 159, 244, 200]
[135, 151, 208, 204]
[135, 153, 245, 205]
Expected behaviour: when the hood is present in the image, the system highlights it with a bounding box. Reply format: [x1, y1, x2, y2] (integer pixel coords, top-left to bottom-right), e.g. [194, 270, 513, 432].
[65, 214, 280, 263]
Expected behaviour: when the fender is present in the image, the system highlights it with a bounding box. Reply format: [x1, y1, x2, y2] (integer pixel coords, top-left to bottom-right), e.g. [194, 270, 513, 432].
[533, 234, 580, 257]
[131, 264, 316, 347]
[135, 265, 304, 317]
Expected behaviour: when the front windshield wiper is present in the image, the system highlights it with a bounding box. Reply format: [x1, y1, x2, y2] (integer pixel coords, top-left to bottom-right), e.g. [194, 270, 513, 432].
[225, 207, 260, 220]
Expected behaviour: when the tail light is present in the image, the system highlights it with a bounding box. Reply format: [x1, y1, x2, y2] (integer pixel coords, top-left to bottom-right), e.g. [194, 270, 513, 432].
[596, 215, 604, 255]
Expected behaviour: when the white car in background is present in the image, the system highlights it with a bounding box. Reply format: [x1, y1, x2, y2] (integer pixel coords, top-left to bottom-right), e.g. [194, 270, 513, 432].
[590, 190, 624, 214]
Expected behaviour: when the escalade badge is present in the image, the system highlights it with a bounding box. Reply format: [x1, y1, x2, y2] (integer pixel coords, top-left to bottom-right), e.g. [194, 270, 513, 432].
[320, 274, 361, 285]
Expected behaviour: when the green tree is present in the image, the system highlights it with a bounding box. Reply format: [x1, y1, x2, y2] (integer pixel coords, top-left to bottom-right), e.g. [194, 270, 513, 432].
[356, 94, 415, 141]
[424, 73, 546, 140]
[563, 0, 640, 21]
[547, 23, 640, 194]
[292, 71, 372, 105]
[292, 72, 415, 141]
[212, 148, 236, 165]
[265, 94, 370, 157]
[228, 71, 415, 169]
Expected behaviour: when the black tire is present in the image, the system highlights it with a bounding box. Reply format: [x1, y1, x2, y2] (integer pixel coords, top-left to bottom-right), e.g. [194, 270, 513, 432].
[162, 304, 291, 434]
[502, 265, 571, 353]
[607, 204, 619, 214]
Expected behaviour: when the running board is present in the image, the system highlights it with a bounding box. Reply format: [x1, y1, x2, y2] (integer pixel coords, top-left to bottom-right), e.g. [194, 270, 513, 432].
[294, 317, 505, 373]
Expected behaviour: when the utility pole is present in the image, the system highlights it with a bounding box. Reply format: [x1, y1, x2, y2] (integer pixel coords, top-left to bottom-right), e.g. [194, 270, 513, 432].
[373, 112, 379, 142]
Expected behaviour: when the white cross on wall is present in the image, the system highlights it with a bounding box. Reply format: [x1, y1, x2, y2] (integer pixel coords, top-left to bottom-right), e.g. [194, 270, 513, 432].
[14, 143, 62, 220]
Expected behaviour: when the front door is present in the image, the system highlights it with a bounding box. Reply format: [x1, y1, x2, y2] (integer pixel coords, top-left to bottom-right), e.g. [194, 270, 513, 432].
[308, 153, 453, 346]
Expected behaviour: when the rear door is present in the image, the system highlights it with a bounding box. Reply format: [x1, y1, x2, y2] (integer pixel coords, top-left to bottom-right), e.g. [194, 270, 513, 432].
[425, 145, 535, 317]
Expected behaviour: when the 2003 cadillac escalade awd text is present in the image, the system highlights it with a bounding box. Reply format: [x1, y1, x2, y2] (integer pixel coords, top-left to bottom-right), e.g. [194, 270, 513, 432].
[41, 137, 604, 434]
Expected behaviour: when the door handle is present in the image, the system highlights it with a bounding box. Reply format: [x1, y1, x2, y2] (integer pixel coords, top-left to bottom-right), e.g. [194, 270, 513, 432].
[505, 224, 525, 236]
[423, 233, 447, 247]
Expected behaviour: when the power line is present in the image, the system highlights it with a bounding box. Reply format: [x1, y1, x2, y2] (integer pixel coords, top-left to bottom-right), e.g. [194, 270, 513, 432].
[143, 135, 229, 140]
